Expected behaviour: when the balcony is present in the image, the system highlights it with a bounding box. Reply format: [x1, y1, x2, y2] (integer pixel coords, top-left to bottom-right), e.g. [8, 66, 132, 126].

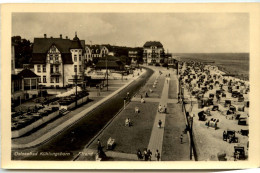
[47, 60, 61, 64]
[50, 71, 61, 76]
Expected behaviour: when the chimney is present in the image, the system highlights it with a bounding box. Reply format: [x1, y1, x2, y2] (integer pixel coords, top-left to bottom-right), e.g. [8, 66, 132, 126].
[60, 34, 62, 39]
[44, 34, 47, 38]
[66, 36, 68, 39]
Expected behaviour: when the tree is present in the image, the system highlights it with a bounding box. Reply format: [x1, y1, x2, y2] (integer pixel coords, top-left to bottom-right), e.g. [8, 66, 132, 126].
[12, 36, 33, 68]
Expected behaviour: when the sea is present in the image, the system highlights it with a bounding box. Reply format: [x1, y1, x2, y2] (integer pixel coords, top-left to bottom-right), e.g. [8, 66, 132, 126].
[175, 53, 249, 81]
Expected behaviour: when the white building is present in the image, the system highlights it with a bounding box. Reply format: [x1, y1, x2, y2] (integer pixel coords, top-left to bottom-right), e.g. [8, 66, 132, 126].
[85, 44, 114, 62]
[31, 33, 85, 88]
[143, 41, 164, 64]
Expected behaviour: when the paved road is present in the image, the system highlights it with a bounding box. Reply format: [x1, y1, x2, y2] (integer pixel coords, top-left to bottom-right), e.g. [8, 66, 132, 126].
[11, 68, 154, 161]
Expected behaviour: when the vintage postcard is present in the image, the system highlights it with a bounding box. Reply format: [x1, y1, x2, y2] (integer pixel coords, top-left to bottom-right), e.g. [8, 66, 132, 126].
[1, 3, 260, 169]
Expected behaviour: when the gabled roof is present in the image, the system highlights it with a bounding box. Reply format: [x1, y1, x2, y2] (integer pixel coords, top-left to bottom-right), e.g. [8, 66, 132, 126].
[143, 41, 163, 48]
[31, 36, 84, 64]
[17, 69, 39, 78]
[33, 38, 72, 54]
[101, 44, 114, 52]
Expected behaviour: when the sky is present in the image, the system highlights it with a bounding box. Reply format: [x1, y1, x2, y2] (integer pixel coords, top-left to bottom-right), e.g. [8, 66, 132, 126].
[12, 13, 249, 53]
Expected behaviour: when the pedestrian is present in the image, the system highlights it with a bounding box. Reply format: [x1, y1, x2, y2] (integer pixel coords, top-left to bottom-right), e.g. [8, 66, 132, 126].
[140, 94, 143, 99]
[147, 149, 152, 161]
[180, 134, 183, 144]
[143, 149, 148, 161]
[164, 105, 167, 113]
[158, 105, 162, 112]
[137, 149, 143, 160]
[97, 139, 102, 152]
[158, 120, 162, 128]
[155, 149, 160, 161]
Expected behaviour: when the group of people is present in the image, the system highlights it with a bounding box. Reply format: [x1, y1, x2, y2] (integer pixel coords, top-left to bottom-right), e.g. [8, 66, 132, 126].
[158, 104, 167, 113]
[137, 149, 161, 161]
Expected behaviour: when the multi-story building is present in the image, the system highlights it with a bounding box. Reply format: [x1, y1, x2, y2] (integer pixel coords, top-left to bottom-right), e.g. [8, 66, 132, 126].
[143, 41, 165, 65]
[31, 33, 85, 88]
[128, 47, 143, 65]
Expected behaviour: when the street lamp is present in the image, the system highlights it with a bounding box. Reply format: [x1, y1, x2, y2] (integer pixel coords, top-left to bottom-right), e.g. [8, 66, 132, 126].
[106, 55, 108, 91]
[124, 98, 126, 109]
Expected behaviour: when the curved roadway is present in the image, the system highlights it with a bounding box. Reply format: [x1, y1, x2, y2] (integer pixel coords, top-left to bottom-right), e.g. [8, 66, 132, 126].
[12, 67, 154, 160]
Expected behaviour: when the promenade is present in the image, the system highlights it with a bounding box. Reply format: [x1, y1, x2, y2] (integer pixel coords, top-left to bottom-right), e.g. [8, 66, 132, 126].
[76, 67, 190, 161]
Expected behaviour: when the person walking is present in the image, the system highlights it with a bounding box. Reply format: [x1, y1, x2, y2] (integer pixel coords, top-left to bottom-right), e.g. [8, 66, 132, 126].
[147, 149, 152, 161]
[144, 149, 148, 161]
[158, 105, 162, 113]
[158, 120, 162, 128]
[180, 134, 183, 144]
[164, 105, 167, 113]
[137, 149, 143, 160]
[97, 139, 102, 152]
[155, 149, 161, 161]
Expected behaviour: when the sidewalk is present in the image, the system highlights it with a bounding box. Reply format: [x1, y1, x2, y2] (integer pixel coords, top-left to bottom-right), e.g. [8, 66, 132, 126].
[12, 69, 147, 149]
[147, 69, 190, 161]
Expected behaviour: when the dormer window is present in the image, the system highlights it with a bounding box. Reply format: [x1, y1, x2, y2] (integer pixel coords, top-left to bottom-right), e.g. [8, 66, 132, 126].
[50, 54, 53, 60]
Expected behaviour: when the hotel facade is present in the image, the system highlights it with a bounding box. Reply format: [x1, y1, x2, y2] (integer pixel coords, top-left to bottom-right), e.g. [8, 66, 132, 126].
[143, 41, 165, 64]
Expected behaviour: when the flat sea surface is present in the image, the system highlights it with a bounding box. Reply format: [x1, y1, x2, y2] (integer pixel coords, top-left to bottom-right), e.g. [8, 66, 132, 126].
[176, 53, 249, 81]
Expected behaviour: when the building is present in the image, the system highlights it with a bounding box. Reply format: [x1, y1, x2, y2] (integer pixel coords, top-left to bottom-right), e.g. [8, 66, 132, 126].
[12, 69, 40, 106]
[128, 47, 143, 65]
[143, 41, 165, 65]
[31, 33, 85, 88]
[85, 44, 115, 62]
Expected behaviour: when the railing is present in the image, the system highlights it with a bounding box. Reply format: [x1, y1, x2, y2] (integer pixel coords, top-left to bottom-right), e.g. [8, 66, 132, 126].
[182, 93, 198, 161]
[50, 71, 61, 76]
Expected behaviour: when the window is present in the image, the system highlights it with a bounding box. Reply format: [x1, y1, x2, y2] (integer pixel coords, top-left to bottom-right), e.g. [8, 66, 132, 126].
[43, 76, 47, 83]
[37, 65, 41, 72]
[43, 65, 46, 72]
[75, 50, 78, 52]
[38, 77, 41, 83]
[55, 54, 59, 61]
[79, 50, 81, 52]
[56, 77, 59, 83]
[79, 55, 81, 61]
[74, 55, 77, 62]
[51, 77, 54, 83]
[74, 65, 77, 72]
[49, 54, 53, 60]
[55, 65, 59, 72]
[50, 65, 54, 73]
[79, 65, 82, 72]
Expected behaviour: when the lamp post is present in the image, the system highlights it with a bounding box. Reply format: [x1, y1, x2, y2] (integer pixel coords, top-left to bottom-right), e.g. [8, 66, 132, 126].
[106, 55, 108, 91]
[124, 98, 126, 109]
[190, 115, 194, 160]
[74, 71, 78, 108]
